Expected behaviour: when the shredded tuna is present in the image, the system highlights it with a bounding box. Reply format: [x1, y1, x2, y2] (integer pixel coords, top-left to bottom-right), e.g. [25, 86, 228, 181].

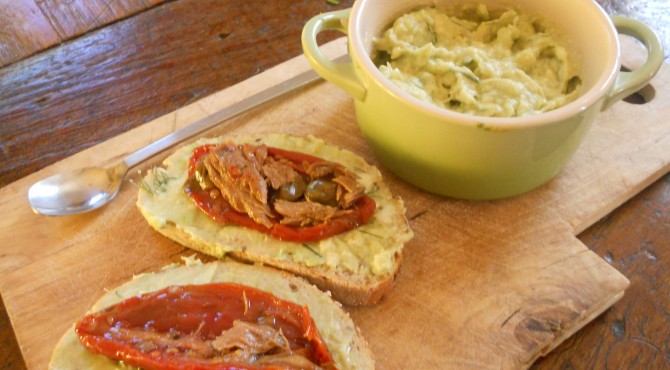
[333, 175, 364, 208]
[274, 199, 350, 227]
[306, 161, 337, 179]
[211, 321, 290, 361]
[204, 144, 275, 228]
[240, 143, 268, 172]
[104, 320, 322, 367]
[262, 157, 299, 189]
[105, 326, 214, 359]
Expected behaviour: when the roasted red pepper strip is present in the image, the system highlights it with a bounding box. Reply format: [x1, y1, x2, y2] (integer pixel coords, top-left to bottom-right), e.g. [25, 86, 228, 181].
[75, 283, 337, 370]
[185, 144, 376, 243]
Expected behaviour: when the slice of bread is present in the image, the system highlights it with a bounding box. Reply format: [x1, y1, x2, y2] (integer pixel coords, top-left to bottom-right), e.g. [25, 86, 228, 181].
[49, 259, 375, 370]
[136, 133, 413, 306]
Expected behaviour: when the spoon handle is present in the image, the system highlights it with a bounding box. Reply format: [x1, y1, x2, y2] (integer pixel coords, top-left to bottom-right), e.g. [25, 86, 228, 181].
[122, 58, 340, 168]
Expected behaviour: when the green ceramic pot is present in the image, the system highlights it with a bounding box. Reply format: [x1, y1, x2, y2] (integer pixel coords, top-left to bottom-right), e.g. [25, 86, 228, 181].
[302, 0, 663, 199]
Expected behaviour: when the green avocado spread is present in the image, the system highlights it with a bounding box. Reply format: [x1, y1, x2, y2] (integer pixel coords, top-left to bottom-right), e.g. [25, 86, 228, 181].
[373, 4, 582, 117]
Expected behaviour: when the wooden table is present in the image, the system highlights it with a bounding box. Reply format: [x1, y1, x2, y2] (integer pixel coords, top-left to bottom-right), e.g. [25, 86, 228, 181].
[1, 0, 668, 368]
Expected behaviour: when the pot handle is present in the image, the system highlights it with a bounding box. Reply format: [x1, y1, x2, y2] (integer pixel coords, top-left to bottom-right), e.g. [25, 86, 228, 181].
[301, 8, 367, 101]
[602, 16, 664, 110]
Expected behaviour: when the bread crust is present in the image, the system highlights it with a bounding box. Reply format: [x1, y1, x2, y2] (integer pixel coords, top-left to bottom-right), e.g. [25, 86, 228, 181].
[151, 220, 403, 305]
[136, 134, 413, 306]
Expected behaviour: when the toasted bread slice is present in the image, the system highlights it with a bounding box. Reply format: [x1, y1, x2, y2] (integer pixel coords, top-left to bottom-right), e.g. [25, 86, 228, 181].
[135, 133, 413, 305]
[49, 259, 375, 369]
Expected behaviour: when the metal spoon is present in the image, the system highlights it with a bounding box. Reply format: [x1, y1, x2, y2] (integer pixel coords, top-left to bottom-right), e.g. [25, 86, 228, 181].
[28, 64, 327, 216]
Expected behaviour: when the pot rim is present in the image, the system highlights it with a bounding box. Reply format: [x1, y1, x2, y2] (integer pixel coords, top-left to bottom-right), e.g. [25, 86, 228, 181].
[348, 0, 621, 130]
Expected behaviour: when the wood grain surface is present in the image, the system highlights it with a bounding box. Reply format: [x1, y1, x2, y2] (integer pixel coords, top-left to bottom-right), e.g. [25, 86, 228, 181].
[0, 0, 165, 67]
[1, 0, 669, 369]
[1, 34, 669, 370]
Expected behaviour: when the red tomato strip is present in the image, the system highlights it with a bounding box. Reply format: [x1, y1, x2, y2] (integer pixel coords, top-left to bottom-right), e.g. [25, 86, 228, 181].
[188, 144, 217, 175]
[266, 146, 324, 168]
[75, 283, 336, 370]
[185, 144, 376, 243]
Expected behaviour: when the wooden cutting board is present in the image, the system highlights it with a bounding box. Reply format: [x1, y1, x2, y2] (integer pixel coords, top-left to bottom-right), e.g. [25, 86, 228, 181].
[1, 37, 668, 369]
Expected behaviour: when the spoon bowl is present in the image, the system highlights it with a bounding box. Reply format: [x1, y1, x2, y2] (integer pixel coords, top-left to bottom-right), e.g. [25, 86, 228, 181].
[28, 164, 128, 216]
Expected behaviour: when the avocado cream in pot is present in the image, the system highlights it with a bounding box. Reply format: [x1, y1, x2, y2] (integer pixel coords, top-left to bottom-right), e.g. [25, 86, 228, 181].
[372, 4, 583, 117]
